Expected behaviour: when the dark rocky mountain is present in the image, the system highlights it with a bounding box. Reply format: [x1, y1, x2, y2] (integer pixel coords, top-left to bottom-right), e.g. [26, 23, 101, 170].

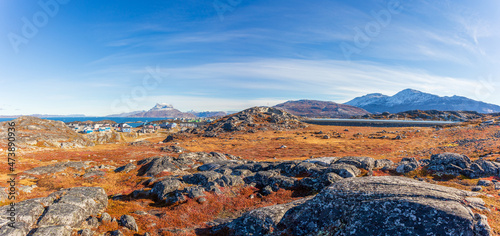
[345, 89, 500, 114]
[128, 103, 196, 118]
[274, 100, 370, 118]
[111, 103, 226, 118]
[187, 110, 227, 118]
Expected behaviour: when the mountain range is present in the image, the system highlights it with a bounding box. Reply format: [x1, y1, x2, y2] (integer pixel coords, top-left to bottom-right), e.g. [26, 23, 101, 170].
[345, 89, 500, 114]
[109, 103, 227, 118]
[5, 89, 499, 119]
[274, 100, 369, 118]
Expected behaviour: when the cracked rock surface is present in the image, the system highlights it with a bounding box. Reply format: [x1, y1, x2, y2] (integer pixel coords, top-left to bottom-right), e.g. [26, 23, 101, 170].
[0, 187, 107, 236]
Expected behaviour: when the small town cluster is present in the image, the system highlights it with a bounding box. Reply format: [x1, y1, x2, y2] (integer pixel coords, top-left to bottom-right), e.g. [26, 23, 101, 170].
[67, 121, 203, 134]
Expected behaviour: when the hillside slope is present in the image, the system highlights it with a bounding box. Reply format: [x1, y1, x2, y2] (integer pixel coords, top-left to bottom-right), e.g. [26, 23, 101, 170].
[275, 100, 370, 118]
[346, 89, 500, 114]
[0, 116, 95, 148]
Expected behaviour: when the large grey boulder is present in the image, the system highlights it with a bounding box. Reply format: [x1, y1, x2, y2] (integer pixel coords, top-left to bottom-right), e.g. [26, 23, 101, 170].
[0, 222, 29, 236]
[184, 186, 206, 198]
[334, 156, 375, 170]
[216, 175, 245, 187]
[137, 156, 178, 176]
[374, 159, 394, 169]
[31, 225, 72, 236]
[214, 197, 311, 235]
[48, 187, 108, 214]
[326, 163, 360, 178]
[114, 163, 137, 173]
[38, 187, 108, 228]
[246, 170, 295, 189]
[183, 171, 222, 186]
[291, 162, 326, 177]
[396, 157, 420, 174]
[427, 152, 472, 175]
[24, 161, 88, 175]
[178, 152, 228, 164]
[303, 157, 340, 167]
[37, 203, 87, 227]
[150, 178, 182, 201]
[274, 161, 301, 176]
[276, 176, 491, 236]
[138, 152, 237, 176]
[120, 215, 139, 232]
[1, 199, 46, 228]
[469, 160, 500, 177]
[0, 187, 108, 235]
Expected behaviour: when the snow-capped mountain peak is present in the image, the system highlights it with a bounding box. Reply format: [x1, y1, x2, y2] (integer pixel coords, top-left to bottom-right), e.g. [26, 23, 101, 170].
[386, 89, 437, 105]
[344, 93, 389, 107]
[150, 103, 174, 111]
[344, 89, 500, 113]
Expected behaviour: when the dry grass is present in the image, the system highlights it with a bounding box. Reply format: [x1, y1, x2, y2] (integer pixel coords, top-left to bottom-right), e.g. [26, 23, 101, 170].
[1, 123, 500, 234]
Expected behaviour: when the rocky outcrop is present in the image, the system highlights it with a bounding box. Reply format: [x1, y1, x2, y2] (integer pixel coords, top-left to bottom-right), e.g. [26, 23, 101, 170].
[335, 156, 375, 171]
[85, 131, 122, 144]
[213, 197, 312, 235]
[396, 157, 420, 174]
[119, 215, 139, 232]
[24, 161, 88, 175]
[425, 152, 500, 178]
[214, 176, 491, 235]
[142, 155, 392, 206]
[201, 107, 306, 135]
[137, 152, 241, 176]
[277, 176, 490, 236]
[427, 152, 472, 174]
[0, 116, 94, 148]
[0, 187, 108, 235]
[150, 178, 183, 201]
[160, 145, 188, 153]
[327, 163, 361, 178]
[374, 159, 394, 169]
[303, 157, 340, 167]
[114, 163, 137, 173]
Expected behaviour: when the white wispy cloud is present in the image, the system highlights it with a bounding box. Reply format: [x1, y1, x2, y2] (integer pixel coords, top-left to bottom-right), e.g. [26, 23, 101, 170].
[125, 58, 492, 104]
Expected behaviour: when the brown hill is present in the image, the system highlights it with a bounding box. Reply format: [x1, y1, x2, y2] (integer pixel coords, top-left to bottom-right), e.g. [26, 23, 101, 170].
[0, 116, 95, 149]
[274, 100, 370, 118]
[163, 107, 307, 140]
[203, 106, 305, 134]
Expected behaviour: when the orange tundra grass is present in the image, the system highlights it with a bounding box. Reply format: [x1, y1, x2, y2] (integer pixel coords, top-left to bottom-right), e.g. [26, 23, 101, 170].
[96, 187, 298, 236]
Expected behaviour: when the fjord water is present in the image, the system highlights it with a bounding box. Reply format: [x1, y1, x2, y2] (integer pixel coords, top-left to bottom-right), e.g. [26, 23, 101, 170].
[0, 117, 173, 127]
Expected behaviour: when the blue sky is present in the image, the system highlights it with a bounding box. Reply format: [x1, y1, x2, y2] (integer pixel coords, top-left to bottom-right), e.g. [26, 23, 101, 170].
[0, 0, 499, 115]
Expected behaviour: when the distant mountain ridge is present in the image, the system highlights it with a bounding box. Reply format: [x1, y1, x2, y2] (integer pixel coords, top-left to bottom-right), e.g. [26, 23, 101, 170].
[0, 114, 86, 118]
[106, 110, 146, 117]
[345, 89, 500, 114]
[274, 100, 370, 118]
[123, 103, 226, 118]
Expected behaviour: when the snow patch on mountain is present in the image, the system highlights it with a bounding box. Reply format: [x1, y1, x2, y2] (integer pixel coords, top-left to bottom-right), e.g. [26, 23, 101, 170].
[345, 93, 389, 107]
[151, 103, 174, 111]
[345, 89, 500, 113]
